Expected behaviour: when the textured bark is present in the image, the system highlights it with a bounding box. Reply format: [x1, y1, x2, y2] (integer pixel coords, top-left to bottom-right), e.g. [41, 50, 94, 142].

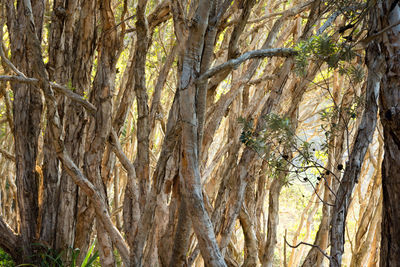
[262, 88, 302, 266]
[202, 7, 322, 255]
[367, 213, 381, 267]
[351, 194, 382, 267]
[59, 0, 97, 263]
[5, 0, 43, 262]
[40, 0, 78, 253]
[378, 1, 400, 266]
[0, 216, 20, 260]
[82, 0, 121, 264]
[178, 1, 226, 265]
[1, 1, 381, 267]
[19, 1, 130, 262]
[133, 0, 150, 209]
[205, 0, 257, 105]
[329, 34, 383, 266]
[198, 21, 296, 259]
[239, 205, 258, 267]
[169, 197, 192, 266]
[261, 176, 285, 267]
[289, 187, 321, 267]
[350, 145, 382, 267]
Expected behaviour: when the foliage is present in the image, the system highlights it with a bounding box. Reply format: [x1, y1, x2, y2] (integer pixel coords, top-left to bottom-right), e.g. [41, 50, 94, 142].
[319, 94, 363, 150]
[294, 34, 364, 83]
[239, 113, 334, 185]
[13, 241, 99, 267]
[0, 248, 14, 267]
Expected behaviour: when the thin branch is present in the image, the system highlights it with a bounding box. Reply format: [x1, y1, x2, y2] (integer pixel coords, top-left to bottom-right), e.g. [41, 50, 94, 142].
[197, 48, 297, 82]
[316, 11, 340, 36]
[230, 0, 313, 25]
[59, 151, 131, 264]
[0, 75, 97, 115]
[109, 129, 136, 179]
[284, 236, 331, 261]
[50, 82, 96, 115]
[0, 38, 97, 115]
[0, 46, 26, 77]
[14, 0, 131, 261]
[0, 75, 37, 83]
[357, 20, 400, 47]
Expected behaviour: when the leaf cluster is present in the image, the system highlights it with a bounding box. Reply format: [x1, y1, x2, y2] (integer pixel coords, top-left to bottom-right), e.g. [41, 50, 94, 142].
[294, 34, 359, 76]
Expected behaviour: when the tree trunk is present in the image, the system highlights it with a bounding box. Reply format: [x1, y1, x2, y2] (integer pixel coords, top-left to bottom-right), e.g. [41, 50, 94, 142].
[5, 0, 43, 262]
[83, 0, 121, 265]
[262, 175, 285, 267]
[178, 1, 226, 265]
[58, 0, 96, 263]
[378, 1, 400, 266]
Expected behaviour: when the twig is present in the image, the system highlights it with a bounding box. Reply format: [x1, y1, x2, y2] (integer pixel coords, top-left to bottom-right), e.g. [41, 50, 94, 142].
[284, 230, 288, 267]
[357, 20, 400, 48]
[284, 236, 331, 261]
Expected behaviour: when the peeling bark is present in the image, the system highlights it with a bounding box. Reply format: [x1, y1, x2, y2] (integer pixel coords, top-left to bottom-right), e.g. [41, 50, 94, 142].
[378, 1, 400, 266]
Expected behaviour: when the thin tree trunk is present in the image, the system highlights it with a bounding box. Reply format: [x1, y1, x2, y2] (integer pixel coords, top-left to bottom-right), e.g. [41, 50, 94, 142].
[240, 204, 259, 267]
[302, 74, 350, 267]
[350, 143, 382, 267]
[262, 175, 285, 267]
[5, 0, 43, 262]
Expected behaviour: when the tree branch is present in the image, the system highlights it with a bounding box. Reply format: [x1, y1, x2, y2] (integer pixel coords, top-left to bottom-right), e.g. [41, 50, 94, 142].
[50, 82, 96, 115]
[284, 237, 331, 261]
[0, 41, 97, 115]
[197, 48, 297, 82]
[109, 129, 136, 180]
[0, 148, 15, 162]
[0, 76, 96, 116]
[0, 216, 19, 258]
[0, 75, 37, 83]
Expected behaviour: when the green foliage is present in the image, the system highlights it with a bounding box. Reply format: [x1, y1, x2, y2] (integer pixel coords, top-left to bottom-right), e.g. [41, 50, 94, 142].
[66, 80, 76, 92]
[294, 34, 362, 81]
[12, 242, 99, 267]
[339, 64, 364, 84]
[0, 248, 14, 267]
[239, 113, 333, 185]
[70, 240, 98, 267]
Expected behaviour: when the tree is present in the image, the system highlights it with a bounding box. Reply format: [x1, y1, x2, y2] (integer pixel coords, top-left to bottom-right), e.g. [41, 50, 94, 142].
[0, 0, 393, 266]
